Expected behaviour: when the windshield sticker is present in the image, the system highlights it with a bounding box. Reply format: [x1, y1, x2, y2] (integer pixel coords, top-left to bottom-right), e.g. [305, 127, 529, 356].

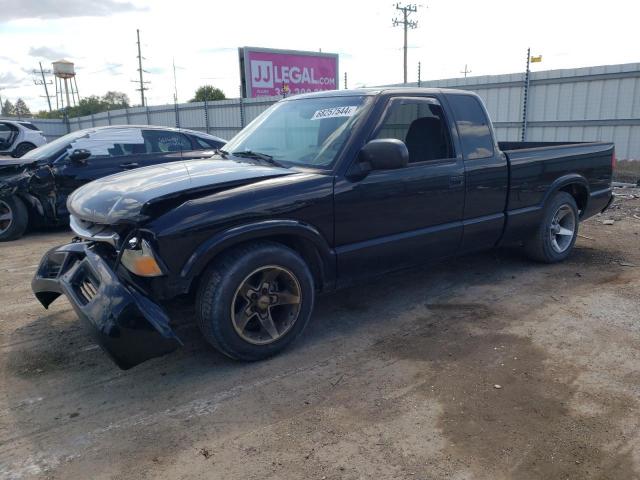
[311, 106, 358, 120]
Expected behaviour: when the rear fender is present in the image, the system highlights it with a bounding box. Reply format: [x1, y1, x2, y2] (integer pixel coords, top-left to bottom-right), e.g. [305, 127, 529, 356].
[542, 174, 590, 212]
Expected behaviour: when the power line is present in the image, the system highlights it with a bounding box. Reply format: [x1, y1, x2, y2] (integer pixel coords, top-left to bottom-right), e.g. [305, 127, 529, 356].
[393, 3, 418, 84]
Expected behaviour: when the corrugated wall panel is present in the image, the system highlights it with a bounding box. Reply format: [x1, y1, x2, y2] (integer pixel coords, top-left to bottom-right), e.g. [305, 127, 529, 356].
[10, 62, 640, 159]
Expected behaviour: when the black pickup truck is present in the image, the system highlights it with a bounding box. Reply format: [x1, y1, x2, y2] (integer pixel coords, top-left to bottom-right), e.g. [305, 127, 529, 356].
[32, 88, 615, 369]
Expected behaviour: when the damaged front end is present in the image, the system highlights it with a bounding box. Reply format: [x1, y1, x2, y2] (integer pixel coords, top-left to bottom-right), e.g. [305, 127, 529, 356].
[0, 161, 60, 226]
[32, 241, 182, 369]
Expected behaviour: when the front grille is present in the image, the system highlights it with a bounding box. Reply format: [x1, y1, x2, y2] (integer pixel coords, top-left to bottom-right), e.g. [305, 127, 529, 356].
[70, 215, 120, 247]
[72, 269, 100, 305]
[78, 277, 98, 303]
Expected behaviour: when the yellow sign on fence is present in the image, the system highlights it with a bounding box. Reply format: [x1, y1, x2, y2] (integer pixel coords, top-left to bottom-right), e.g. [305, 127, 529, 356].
[531, 55, 543, 63]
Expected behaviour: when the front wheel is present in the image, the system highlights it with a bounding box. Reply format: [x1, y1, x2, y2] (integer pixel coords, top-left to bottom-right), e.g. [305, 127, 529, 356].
[196, 241, 315, 361]
[524, 191, 579, 263]
[0, 196, 29, 242]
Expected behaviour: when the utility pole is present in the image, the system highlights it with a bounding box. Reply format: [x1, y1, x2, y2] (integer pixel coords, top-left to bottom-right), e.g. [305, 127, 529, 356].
[460, 64, 472, 78]
[132, 29, 149, 106]
[521, 47, 531, 142]
[172, 58, 179, 103]
[33, 62, 53, 112]
[393, 3, 418, 84]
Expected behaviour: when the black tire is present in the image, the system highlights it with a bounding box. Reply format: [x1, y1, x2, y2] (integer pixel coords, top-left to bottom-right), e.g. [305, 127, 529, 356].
[524, 191, 579, 263]
[196, 241, 315, 361]
[0, 195, 29, 242]
[13, 143, 36, 158]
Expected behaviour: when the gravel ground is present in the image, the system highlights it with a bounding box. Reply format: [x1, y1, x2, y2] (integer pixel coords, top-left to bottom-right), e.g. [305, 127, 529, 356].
[1, 189, 639, 480]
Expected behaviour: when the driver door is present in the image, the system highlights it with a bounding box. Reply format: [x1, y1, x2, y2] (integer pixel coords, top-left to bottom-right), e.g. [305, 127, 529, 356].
[333, 96, 465, 285]
[0, 123, 17, 153]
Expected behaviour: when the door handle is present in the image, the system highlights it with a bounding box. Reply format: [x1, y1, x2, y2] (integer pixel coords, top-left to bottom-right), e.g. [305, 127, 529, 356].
[449, 175, 464, 187]
[120, 162, 139, 169]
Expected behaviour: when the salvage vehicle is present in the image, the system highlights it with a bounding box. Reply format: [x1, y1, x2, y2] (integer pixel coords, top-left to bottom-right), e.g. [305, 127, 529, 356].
[0, 120, 47, 157]
[0, 125, 225, 241]
[32, 88, 615, 369]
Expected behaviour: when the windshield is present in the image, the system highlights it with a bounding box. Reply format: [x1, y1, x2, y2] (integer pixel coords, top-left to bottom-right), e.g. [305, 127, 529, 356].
[223, 95, 371, 168]
[21, 129, 92, 161]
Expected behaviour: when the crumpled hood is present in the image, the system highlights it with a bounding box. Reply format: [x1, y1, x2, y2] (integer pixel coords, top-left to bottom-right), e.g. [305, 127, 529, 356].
[0, 156, 37, 174]
[67, 159, 293, 224]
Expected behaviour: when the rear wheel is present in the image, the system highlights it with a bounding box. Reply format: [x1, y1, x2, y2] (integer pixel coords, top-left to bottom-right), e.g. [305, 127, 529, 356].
[0, 196, 29, 242]
[196, 241, 315, 360]
[524, 191, 578, 263]
[13, 142, 36, 158]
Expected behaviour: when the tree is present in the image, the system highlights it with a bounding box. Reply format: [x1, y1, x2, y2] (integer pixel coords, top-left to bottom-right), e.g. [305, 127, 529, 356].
[35, 90, 131, 119]
[103, 91, 130, 107]
[14, 98, 31, 117]
[189, 85, 225, 102]
[1, 100, 15, 117]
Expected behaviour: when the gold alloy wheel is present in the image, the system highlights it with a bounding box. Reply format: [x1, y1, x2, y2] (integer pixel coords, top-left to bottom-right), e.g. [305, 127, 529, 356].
[230, 265, 302, 345]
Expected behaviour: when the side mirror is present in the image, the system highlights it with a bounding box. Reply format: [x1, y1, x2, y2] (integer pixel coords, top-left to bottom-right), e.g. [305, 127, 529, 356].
[69, 149, 91, 164]
[359, 139, 409, 171]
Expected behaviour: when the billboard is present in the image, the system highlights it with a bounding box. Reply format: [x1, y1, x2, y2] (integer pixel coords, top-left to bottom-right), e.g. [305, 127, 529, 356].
[239, 47, 339, 98]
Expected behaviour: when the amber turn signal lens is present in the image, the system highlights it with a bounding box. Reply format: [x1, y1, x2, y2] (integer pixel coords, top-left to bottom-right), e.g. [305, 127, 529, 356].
[121, 240, 164, 277]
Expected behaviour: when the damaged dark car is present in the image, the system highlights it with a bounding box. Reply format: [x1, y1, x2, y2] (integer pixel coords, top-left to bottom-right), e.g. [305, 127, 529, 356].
[32, 88, 614, 369]
[0, 125, 225, 241]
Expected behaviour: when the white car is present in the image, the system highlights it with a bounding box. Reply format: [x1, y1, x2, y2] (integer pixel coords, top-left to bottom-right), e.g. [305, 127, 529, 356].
[0, 120, 47, 157]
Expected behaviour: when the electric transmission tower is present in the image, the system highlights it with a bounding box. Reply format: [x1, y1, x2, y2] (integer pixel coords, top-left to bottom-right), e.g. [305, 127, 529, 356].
[393, 3, 418, 84]
[131, 29, 150, 106]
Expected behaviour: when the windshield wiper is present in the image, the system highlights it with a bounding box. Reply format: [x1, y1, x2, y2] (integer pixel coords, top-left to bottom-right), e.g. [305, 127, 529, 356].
[215, 148, 229, 159]
[231, 150, 285, 168]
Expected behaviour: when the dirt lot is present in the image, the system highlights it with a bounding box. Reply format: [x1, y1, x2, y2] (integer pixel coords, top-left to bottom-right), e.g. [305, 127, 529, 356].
[1, 189, 639, 480]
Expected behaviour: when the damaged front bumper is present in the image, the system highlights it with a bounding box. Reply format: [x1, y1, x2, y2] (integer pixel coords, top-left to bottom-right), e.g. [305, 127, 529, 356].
[31, 242, 181, 369]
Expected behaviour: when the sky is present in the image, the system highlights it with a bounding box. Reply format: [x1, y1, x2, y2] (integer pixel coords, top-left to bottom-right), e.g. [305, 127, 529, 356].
[0, 0, 639, 112]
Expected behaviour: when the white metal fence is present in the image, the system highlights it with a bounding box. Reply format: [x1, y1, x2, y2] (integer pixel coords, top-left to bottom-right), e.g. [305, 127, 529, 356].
[3, 62, 640, 159]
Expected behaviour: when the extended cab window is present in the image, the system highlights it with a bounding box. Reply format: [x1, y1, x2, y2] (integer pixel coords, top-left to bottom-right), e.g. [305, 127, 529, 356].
[374, 98, 454, 163]
[447, 94, 494, 160]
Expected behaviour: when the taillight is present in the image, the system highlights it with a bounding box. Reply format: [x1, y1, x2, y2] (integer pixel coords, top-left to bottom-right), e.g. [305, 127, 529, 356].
[611, 149, 617, 170]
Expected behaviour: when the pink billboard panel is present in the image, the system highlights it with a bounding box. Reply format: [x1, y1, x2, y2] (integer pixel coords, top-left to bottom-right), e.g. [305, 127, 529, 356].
[240, 47, 339, 98]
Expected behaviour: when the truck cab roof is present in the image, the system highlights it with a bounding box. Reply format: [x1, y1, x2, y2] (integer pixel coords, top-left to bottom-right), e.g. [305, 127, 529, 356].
[283, 87, 476, 101]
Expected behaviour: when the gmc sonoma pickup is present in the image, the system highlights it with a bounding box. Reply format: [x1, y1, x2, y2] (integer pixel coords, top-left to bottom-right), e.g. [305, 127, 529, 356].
[32, 88, 615, 369]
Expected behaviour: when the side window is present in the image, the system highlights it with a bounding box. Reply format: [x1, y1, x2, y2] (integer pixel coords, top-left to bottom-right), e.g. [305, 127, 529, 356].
[68, 128, 148, 159]
[374, 98, 454, 163]
[142, 130, 191, 153]
[447, 95, 494, 160]
[192, 136, 222, 149]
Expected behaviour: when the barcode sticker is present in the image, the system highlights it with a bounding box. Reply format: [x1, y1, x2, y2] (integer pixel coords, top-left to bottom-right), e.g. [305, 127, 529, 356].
[311, 106, 358, 120]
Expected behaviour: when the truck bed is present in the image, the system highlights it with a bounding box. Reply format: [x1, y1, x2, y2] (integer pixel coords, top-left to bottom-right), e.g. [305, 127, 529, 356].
[499, 141, 615, 245]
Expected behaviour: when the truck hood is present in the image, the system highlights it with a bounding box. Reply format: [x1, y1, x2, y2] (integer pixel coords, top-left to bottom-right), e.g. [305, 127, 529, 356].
[67, 159, 293, 224]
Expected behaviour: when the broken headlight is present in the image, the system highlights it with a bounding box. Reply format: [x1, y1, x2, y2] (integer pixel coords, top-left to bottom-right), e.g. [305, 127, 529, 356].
[121, 237, 164, 277]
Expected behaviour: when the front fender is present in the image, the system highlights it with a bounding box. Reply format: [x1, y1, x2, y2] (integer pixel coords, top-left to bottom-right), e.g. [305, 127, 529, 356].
[180, 219, 336, 289]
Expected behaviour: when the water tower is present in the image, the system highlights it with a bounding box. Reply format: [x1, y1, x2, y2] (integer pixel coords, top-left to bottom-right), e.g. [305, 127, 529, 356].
[52, 59, 80, 109]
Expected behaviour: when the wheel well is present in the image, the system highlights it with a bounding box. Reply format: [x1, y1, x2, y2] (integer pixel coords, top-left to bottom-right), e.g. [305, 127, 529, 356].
[559, 183, 588, 215]
[191, 234, 326, 296]
[13, 142, 36, 157]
